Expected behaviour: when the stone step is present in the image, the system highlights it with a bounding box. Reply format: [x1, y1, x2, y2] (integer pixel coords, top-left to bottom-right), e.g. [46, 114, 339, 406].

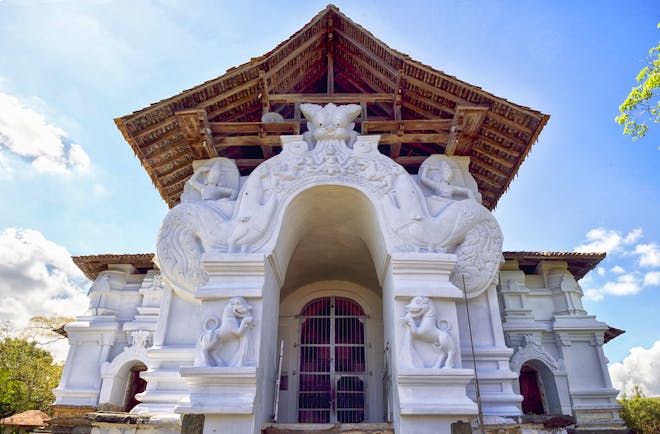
[262, 423, 394, 434]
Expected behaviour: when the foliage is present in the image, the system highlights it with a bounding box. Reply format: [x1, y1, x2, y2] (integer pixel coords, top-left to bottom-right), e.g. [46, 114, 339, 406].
[616, 24, 660, 148]
[0, 337, 63, 418]
[20, 315, 74, 344]
[618, 385, 660, 434]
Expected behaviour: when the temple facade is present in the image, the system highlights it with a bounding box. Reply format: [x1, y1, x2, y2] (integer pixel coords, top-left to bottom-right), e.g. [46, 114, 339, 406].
[51, 6, 626, 434]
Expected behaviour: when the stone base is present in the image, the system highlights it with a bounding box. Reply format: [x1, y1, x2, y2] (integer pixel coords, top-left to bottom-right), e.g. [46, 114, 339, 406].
[49, 405, 96, 434]
[176, 366, 257, 415]
[397, 368, 478, 415]
[262, 423, 394, 434]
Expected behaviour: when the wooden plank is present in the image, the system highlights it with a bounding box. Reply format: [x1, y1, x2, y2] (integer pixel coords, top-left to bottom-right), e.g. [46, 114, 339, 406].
[206, 92, 261, 119]
[264, 32, 325, 80]
[269, 93, 395, 104]
[481, 124, 527, 148]
[215, 136, 284, 147]
[333, 27, 400, 79]
[471, 171, 501, 189]
[363, 119, 452, 133]
[395, 156, 429, 165]
[210, 122, 300, 135]
[487, 111, 534, 135]
[268, 47, 326, 91]
[472, 147, 514, 168]
[199, 76, 263, 111]
[379, 133, 449, 145]
[334, 41, 397, 91]
[476, 136, 519, 157]
[469, 157, 509, 179]
[133, 118, 177, 142]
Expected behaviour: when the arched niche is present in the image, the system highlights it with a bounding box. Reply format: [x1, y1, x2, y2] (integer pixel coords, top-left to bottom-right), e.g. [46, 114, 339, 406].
[510, 340, 572, 416]
[99, 347, 151, 412]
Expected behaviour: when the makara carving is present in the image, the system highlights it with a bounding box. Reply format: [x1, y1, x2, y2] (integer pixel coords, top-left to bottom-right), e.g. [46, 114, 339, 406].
[400, 296, 457, 369]
[384, 155, 503, 296]
[156, 103, 502, 299]
[196, 297, 255, 367]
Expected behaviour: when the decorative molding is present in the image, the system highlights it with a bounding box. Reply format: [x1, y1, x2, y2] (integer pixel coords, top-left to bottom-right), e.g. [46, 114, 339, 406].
[510, 334, 566, 374]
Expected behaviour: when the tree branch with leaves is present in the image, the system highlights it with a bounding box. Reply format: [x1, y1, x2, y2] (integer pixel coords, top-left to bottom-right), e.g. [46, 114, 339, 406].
[616, 24, 660, 149]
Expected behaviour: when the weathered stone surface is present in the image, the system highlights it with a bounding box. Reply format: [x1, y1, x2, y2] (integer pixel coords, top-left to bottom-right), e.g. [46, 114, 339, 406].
[181, 414, 204, 434]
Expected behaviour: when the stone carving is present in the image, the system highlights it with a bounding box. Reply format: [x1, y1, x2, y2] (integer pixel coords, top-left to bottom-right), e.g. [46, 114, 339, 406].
[87, 274, 115, 316]
[180, 158, 240, 203]
[130, 330, 152, 349]
[384, 155, 503, 296]
[197, 297, 255, 367]
[156, 104, 502, 300]
[400, 296, 457, 369]
[300, 102, 361, 148]
[510, 334, 565, 374]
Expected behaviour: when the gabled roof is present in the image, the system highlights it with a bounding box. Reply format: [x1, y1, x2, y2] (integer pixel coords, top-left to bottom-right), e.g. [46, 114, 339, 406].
[115, 5, 549, 210]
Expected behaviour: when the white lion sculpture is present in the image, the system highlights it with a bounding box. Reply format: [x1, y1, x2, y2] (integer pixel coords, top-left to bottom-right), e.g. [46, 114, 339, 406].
[400, 296, 457, 369]
[197, 297, 255, 367]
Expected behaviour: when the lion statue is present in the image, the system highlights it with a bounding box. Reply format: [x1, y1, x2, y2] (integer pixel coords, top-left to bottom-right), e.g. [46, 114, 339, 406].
[198, 297, 255, 367]
[401, 296, 457, 369]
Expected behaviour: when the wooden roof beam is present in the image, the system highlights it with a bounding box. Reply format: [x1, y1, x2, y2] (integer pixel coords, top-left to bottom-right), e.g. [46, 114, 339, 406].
[446, 105, 488, 156]
[333, 27, 400, 80]
[174, 109, 218, 160]
[472, 147, 515, 169]
[269, 93, 395, 105]
[264, 32, 326, 80]
[333, 42, 397, 91]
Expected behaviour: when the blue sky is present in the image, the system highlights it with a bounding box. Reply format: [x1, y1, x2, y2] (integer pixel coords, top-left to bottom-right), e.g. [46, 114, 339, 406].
[0, 1, 658, 395]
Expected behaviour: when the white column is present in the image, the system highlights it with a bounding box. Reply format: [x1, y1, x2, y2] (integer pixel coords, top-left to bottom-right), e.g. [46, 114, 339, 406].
[384, 252, 477, 434]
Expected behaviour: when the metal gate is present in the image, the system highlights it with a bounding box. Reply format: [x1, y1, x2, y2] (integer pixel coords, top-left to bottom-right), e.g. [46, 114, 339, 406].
[297, 296, 367, 423]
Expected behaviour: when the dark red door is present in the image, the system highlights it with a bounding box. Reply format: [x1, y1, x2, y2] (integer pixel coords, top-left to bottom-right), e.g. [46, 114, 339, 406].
[520, 364, 545, 415]
[297, 297, 367, 423]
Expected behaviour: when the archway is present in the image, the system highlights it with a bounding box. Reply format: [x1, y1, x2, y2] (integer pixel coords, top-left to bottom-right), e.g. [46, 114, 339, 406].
[517, 359, 563, 415]
[272, 185, 386, 424]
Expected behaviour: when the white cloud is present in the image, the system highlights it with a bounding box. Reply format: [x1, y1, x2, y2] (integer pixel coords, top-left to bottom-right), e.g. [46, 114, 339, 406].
[610, 265, 625, 274]
[0, 91, 90, 174]
[0, 227, 90, 361]
[574, 227, 642, 254]
[609, 340, 660, 397]
[597, 267, 606, 276]
[584, 273, 642, 301]
[634, 243, 660, 268]
[643, 271, 660, 286]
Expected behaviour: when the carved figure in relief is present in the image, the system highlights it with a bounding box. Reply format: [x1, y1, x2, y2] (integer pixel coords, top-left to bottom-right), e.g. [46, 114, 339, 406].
[130, 330, 152, 349]
[300, 103, 361, 148]
[226, 168, 278, 252]
[181, 157, 240, 204]
[197, 297, 255, 367]
[400, 296, 457, 369]
[383, 155, 503, 296]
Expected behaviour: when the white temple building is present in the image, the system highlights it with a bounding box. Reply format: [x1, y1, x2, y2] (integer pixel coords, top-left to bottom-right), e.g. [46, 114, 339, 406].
[51, 6, 627, 434]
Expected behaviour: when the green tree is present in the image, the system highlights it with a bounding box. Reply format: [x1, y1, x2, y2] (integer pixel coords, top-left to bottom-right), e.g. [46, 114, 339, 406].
[616, 24, 660, 148]
[618, 385, 660, 434]
[0, 337, 63, 418]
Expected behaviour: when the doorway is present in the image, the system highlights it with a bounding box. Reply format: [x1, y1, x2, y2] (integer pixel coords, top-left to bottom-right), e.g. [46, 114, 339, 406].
[297, 296, 367, 423]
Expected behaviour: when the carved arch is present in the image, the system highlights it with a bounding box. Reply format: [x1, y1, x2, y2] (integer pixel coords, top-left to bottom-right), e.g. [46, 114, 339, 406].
[98, 345, 151, 411]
